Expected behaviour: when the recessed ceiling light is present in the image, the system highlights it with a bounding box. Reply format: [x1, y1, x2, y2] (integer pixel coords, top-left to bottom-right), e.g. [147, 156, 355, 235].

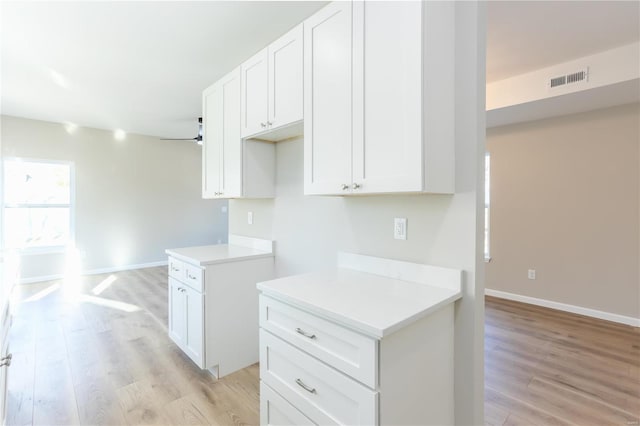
[49, 68, 68, 89]
[114, 129, 126, 140]
[63, 122, 78, 134]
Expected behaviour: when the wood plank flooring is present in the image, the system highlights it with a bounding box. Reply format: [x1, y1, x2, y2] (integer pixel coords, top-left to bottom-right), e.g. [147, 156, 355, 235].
[485, 296, 640, 426]
[6, 267, 259, 426]
[5, 268, 639, 425]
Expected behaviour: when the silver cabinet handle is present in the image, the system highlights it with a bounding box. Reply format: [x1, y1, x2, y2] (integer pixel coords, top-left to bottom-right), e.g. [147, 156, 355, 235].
[295, 328, 316, 339]
[1, 353, 12, 367]
[171, 266, 179, 272]
[295, 378, 316, 394]
[187, 273, 196, 280]
[267, 121, 273, 126]
[260, 122, 267, 128]
[352, 183, 361, 189]
[341, 184, 349, 190]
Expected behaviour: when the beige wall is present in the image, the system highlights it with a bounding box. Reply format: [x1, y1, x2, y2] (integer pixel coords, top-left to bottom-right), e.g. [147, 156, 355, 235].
[486, 103, 640, 319]
[1, 115, 228, 281]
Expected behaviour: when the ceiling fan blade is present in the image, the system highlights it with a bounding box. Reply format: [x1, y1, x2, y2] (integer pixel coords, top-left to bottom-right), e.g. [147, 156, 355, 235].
[159, 117, 203, 142]
[159, 137, 198, 141]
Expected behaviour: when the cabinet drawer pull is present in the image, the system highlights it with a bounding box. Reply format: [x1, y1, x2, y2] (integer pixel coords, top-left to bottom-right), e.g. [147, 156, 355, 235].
[266, 121, 273, 126]
[171, 266, 180, 272]
[261, 122, 267, 128]
[352, 182, 361, 189]
[341, 183, 349, 190]
[295, 378, 316, 394]
[295, 328, 316, 339]
[187, 273, 197, 280]
[0, 353, 12, 367]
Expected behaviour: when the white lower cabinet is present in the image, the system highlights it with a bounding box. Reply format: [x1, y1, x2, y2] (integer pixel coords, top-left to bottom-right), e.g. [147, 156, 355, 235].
[166, 238, 274, 378]
[261, 381, 315, 426]
[258, 287, 456, 425]
[261, 328, 378, 425]
[169, 277, 204, 366]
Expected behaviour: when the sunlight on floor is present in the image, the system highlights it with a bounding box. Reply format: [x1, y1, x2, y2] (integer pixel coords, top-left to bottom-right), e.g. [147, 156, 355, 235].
[22, 283, 60, 303]
[91, 274, 117, 295]
[79, 295, 141, 313]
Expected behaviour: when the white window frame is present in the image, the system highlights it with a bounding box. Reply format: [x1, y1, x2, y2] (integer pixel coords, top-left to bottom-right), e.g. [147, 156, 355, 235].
[2, 157, 76, 254]
[484, 152, 491, 262]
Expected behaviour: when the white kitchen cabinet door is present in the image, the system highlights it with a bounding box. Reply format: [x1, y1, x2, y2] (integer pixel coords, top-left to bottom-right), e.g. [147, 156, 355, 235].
[202, 82, 223, 198]
[241, 49, 269, 138]
[220, 69, 242, 198]
[184, 285, 204, 367]
[352, 1, 424, 194]
[260, 382, 315, 426]
[202, 68, 244, 199]
[168, 277, 186, 348]
[303, 1, 353, 195]
[302, 1, 455, 196]
[268, 24, 303, 131]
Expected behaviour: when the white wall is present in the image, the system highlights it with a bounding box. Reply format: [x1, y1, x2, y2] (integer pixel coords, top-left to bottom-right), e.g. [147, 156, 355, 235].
[486, 103, 640, 322]
[1, 115, 228, 281]
[230, 4, 486, 423]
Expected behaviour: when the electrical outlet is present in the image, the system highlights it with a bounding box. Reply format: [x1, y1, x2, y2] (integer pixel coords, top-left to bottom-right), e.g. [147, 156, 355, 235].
[394, 218, 407, 240]
[247, 211, 253, 225]
[528, 269, 536, 280]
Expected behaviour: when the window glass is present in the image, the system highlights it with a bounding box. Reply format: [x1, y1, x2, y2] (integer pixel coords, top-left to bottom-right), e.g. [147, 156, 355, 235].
[3, 159, 73, 250]
[484, 153, 491, 260]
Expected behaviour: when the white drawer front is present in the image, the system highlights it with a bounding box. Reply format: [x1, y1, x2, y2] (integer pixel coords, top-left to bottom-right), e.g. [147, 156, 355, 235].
[168, 257, 185, 280]
[260, 296, 378, 388]
[261, 382, 315, 426]
[183, 263, 204, 292]
[260, 329, 378, 426]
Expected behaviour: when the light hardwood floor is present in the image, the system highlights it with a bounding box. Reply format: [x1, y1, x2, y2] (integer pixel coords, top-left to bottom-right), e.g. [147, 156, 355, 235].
[485, 296, 640, 426]
[5, 267, 639, 425]
[7, 267, 259, 426]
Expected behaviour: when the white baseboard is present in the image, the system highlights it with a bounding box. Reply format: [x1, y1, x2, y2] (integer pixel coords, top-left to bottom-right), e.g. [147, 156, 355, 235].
[485, 288, 640, 327]
[19, 260, 168, 285]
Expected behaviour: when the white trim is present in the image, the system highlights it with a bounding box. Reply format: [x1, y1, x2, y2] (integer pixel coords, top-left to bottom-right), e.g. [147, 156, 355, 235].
[18, 260, 169, 285]
[485, 288, 640, 327]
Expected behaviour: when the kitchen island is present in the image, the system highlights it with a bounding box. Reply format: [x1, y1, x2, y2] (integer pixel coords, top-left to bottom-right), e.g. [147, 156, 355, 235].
[166, 234, 274, 378]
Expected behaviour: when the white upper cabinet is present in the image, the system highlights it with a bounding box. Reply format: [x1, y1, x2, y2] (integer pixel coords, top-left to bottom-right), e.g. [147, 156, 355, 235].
[241, 24, 304, 141]
[203, 68, 242, 198]
[241, 49, 269, 138]
[202, 78, 224, 198]
[268, 24, 304, 132]
[304, 1, 455, 195]
[203, 68, 275, 199]
[303, 2, 353, 195]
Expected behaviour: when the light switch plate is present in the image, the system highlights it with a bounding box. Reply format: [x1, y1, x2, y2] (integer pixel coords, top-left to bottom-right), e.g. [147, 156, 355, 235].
[248, 211, 254, 225]
[394, 218, 407, 240]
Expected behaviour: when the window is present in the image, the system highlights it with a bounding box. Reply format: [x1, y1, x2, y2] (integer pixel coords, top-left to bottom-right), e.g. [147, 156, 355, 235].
[484, 152, 491, 261]
[3, 158, 74, 251]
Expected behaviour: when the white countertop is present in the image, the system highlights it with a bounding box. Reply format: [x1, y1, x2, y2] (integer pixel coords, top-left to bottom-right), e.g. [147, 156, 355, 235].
[166, 244, 273, 267]
[257, 266, 462, 339]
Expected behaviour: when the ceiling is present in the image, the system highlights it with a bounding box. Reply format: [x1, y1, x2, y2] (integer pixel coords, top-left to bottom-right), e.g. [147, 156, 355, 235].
[1, 1, 639, 139]
[487, 1, 639, 82]
[0, 1, 326, 139]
